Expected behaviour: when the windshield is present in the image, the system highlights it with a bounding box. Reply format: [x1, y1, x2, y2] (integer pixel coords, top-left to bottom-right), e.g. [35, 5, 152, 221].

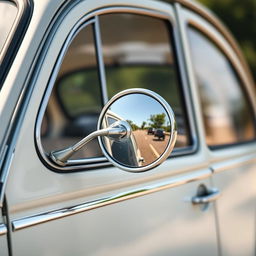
[0, 1, 17, 58]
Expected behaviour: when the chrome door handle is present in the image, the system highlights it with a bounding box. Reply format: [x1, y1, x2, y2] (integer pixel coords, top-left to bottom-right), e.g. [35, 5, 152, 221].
[192, 188, 221, 204]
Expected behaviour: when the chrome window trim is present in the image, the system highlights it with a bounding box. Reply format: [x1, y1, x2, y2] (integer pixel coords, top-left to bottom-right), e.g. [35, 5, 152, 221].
[180, 7, 256, 115]
[179, 6, 256, 149]
[0, 224, 7, 236]
[94, 15, 108, 105]
[12, 168, 211, 231]
[0, 0, 32, 163]
[35, 5, 197, 172]
[173, 0, 254, 87]
[0, 0, 33, 88]
[187, 21, 256, 108]
[172, 3, 198, 151]
[0, 0, 24, 62]
[35, 17, 97, 171]
[175, 3, 256, 152]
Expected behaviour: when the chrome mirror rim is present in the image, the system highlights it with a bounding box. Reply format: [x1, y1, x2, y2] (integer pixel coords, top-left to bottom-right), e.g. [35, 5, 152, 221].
[97, 88, 177, 173]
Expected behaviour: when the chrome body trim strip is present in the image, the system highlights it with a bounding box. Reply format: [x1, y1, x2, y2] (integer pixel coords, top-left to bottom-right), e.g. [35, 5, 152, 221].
[12, 169, 211, 231]
[0, 224, 7, 236]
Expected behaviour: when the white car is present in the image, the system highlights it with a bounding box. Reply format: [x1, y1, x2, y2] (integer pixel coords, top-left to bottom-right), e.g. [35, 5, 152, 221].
[0, 0, 255, 255]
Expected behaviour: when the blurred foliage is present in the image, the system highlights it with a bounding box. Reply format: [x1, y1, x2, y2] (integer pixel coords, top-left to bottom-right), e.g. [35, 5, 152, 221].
[58, 69, 102, 117]
[106, 65, 182, 110]
[197, 0, 256, 83]
[127, 120, 139, 131]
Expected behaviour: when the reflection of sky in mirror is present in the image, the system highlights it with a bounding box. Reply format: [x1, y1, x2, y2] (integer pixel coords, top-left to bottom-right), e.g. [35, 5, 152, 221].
[109, 94, 169, 127]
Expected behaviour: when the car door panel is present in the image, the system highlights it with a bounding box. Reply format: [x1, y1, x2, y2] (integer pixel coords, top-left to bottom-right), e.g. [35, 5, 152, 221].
[180, 6, 256, 256]
[211, 149, 256, 256]
[9, 168, 218, 256]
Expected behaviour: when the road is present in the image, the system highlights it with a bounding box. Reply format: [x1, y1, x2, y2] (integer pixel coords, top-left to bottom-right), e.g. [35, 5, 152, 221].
[133, 129, 169, 166]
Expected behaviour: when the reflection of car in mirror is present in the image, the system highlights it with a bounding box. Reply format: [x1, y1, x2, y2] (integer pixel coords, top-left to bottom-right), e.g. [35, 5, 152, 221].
[154, 128, 166, 140]
[147, 127, 155, 135]
[0, 0, 255, 255]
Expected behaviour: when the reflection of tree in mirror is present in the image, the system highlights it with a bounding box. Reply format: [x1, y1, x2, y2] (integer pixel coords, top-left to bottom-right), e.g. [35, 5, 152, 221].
[141, 121, 147, 130]
[126, 120, 139, 131]
[148, 113, 166, 129]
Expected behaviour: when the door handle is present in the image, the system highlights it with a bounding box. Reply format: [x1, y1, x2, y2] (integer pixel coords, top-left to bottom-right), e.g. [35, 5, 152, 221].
[192, 188, 221, 204]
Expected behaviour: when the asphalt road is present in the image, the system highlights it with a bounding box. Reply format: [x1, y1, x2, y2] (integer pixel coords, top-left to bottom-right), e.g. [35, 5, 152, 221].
[133, 130, 169, 166]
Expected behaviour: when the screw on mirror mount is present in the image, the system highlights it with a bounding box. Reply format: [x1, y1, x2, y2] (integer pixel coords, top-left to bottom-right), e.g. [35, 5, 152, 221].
[50, 121, 131, 166]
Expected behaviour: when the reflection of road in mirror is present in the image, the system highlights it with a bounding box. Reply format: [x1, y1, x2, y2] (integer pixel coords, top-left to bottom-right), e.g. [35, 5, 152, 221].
[132, 129, 170, 166]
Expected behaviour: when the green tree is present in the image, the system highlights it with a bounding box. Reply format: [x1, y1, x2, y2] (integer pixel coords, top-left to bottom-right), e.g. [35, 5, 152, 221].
[126, 120, 139, 131]
[149, 113, 166, 128]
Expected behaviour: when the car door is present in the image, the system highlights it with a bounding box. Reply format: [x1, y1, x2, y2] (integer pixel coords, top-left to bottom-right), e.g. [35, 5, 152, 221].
[2, 1, 219, 255]
[179, 5, 256, 256]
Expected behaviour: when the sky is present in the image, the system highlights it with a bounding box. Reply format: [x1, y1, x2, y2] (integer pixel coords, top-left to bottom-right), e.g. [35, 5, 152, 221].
[109, 93, 169, 127]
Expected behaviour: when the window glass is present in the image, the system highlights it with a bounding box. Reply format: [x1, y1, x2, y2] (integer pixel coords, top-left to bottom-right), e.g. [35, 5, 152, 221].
[188, 26, 255, 146]
[100, 13, 191, 148]
[41, 23, 103, 159]
[40, 13, 193, 166]
[0, 1, 17, 54]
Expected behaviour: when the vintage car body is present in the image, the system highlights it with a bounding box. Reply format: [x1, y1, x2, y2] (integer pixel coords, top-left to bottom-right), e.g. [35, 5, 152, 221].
[0, 0, 255, 255]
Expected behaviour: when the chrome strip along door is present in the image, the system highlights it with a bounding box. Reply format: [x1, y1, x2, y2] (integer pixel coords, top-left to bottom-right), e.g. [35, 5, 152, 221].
[6, 1, 218, 255]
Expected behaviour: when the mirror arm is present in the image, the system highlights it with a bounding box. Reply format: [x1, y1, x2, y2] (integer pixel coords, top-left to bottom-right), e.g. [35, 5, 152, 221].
[50, 122, 127, 166]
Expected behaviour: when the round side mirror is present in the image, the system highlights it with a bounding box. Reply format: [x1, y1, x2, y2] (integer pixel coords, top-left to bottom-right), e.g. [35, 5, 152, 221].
[98, 88, 177, 172]
[50, 88, 176, 172]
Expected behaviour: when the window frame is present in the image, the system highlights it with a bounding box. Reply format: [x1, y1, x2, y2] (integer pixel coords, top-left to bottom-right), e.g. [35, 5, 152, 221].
[35, 6, 197, 172]
[183, 10, 256, 150]
[0, 0, 33, 88]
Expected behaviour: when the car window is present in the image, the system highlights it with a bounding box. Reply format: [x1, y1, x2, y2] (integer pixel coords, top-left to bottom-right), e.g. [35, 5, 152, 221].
[99, 13, 191, 148]
[39, 12, 192, 167]
[41, 23, 103, 160]
[187, 26, 255, 147]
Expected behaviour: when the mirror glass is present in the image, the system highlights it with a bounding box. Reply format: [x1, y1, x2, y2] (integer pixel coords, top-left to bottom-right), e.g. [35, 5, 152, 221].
[99, 93, 174, 169]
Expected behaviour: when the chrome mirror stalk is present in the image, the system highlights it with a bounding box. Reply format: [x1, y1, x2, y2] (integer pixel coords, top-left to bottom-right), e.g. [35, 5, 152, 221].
[50, 121, 130, 166]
